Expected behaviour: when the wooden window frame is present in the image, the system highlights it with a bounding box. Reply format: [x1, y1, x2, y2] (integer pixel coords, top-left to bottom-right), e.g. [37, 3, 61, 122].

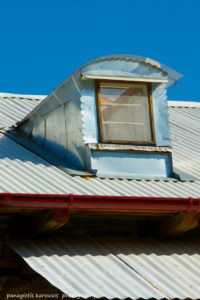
[95, 79, 156, 145]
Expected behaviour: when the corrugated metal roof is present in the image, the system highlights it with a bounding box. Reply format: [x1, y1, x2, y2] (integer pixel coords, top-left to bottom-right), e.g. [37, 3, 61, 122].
[0, 95, 199, 196]
[0, 130, 199, 196]
[168, 101, 200, 108]
[169, 106, 200, 179]
[11, 235, 200, 299]
[1, 95, 199, 299]
[0, 132, 199, 196]
[0, 93, 45, 129]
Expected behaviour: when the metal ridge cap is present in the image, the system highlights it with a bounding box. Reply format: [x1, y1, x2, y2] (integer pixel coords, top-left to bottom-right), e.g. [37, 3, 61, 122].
[168, 100, 200, 108]
[0, 92, 47, 100]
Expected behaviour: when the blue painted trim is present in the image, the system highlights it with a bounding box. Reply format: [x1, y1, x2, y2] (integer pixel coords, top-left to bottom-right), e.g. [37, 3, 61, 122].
[90, 150, 173, 179]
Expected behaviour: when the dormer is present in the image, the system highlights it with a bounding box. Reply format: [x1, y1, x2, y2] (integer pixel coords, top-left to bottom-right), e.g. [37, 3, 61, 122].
[18, 55, 182, 179]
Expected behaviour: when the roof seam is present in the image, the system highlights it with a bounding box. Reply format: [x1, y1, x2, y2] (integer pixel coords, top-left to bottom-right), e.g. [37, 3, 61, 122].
[96, 239, 169, 299]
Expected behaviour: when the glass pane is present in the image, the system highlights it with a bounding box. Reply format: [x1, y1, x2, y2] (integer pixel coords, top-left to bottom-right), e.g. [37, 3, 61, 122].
[99, 83, 152, 142]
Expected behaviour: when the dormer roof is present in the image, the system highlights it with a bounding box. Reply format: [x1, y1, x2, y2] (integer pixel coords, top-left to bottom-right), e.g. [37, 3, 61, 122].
[17, 54, 182, 126]
[79, 54, 182, 85]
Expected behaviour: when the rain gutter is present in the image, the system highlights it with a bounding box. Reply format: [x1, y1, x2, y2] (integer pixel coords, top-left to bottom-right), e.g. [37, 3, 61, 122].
[0, 193, 200, 213]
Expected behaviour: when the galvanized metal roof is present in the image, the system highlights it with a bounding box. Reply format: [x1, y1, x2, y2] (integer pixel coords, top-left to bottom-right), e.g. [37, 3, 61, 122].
[1, 95, 199, 299]
[0, 93, 45, 129]
[0, 95, 199, 196]
[11, 235, 200, 299]
[0, 131, 199, 197]
[168, 100, 200, 108]
[169, 106, 200, 179]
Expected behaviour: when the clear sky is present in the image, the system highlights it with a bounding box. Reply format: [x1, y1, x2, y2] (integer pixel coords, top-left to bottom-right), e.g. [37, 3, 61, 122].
[0, 0, 199, 101]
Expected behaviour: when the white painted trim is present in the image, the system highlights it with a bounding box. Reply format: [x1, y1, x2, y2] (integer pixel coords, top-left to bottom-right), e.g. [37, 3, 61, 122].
[0, 92, 47, 100]
[168, 101, 200, 108]
[81, 74, 168, 83]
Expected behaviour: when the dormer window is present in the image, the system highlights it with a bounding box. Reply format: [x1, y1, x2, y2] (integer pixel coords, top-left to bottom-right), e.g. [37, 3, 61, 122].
[96, 81, 155, 145]
[19, 54, 181, 179]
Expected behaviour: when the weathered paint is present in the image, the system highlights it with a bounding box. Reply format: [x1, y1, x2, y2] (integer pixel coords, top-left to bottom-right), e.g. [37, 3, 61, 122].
[18, 55, 181, 178]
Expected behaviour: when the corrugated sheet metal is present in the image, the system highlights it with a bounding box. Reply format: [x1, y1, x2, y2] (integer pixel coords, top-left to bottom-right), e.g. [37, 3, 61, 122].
[168, 101, 200, 108]
[169, 106, 200, 179]
[0, 94, 44, 129]
[98, 236, 200, 299]
[0, 131, 199, 196]
[0, 95, 199, 196]
[11, 235, 200, 299]
[1, 96, 199, 299]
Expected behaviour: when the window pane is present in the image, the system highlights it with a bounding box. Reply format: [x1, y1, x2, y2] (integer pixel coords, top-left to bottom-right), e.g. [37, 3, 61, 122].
[99, 83, 152, 142]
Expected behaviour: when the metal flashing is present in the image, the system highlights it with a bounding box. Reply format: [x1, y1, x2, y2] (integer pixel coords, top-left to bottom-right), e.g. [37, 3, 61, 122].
[80, 54, 183, 83]
[173, 167, 199, 182]
[4, 130, 91, 177]
[81, 74, 168, 83]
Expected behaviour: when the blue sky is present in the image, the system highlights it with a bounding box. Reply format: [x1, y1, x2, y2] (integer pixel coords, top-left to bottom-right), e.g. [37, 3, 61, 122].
[0, 0, 199, 101]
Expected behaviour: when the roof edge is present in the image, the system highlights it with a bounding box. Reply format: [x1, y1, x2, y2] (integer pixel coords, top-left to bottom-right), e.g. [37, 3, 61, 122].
[0, 92, 47, 100]
[168, 101, 200, 108]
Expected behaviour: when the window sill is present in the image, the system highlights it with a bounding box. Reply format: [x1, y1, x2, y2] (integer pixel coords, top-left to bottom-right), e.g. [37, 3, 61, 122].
[88, 143, 172, 153]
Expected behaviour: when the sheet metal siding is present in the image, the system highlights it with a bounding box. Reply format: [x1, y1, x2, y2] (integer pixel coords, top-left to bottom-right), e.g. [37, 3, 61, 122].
[0, 95, 44, 129]
[11, 235, 200, 299]
[31, 114, 46, 146]
[64, 95, 86, 168]
[44, 105, 67, 159]
[20, 73, 86, 169]
[0, 132, 199, 196]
